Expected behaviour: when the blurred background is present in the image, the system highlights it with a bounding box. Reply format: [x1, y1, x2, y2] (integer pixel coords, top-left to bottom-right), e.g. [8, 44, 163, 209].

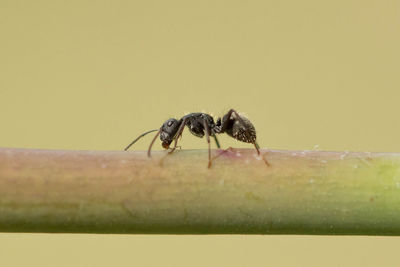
[1, 0, 399, 266]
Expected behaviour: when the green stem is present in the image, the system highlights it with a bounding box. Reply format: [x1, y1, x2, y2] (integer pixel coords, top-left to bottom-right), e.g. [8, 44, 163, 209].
[0, 147, 399, 235]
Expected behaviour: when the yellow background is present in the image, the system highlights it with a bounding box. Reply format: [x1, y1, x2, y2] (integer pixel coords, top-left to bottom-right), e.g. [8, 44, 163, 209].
[1, 0, 400, 266]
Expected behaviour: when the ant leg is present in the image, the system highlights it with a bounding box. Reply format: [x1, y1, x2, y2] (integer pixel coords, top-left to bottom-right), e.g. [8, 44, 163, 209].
[229, 109, 249, 129]
[172, 133, 182, 150]
[211, 147, 236, 162]
[203, 120, 212, 168]
[211, 145, 270, 166]
[254, 141, 270, 166]
[169, 118, 187, 154]
[254, 141, 260, 155]
[212, 134, 221, 148]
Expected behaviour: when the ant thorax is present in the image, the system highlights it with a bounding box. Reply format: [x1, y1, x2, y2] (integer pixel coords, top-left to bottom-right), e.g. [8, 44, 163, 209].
[183, 113, 216, 138]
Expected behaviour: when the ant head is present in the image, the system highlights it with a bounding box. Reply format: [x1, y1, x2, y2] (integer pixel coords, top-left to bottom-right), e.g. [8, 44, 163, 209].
[160, 118, 180, 149]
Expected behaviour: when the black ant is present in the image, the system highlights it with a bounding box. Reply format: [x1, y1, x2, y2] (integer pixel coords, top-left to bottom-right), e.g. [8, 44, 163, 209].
[124, 109, 268, 168]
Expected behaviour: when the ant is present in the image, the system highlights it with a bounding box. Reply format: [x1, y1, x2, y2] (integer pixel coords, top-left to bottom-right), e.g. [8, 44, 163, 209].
[124, 109, 268, 168]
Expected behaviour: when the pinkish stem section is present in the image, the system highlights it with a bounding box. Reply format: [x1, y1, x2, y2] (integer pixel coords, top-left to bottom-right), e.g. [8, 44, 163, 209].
[0, 147, 400, 235]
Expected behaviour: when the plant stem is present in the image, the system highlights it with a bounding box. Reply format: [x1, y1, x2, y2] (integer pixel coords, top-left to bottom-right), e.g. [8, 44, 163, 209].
[0, 147, 400, 235]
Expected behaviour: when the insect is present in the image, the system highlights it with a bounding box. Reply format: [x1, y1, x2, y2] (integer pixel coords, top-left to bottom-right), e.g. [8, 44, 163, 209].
[124, 109, 268, 168]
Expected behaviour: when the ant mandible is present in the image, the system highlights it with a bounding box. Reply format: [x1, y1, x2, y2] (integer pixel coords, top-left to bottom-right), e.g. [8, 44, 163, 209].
[124, 109, 268, 168]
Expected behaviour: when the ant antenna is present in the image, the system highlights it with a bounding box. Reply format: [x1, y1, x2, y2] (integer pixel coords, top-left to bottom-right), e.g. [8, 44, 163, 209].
[124, 129, 159, 151]
[147, 128, 161, 157]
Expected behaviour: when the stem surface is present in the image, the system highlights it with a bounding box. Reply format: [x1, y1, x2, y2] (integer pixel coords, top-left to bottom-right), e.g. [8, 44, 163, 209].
[0, 147, 400, 235]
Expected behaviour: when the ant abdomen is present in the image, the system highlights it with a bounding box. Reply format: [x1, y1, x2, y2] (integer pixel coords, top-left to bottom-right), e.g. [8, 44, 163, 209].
[216, 111, 256, 144]
[229, 115, 257, 144]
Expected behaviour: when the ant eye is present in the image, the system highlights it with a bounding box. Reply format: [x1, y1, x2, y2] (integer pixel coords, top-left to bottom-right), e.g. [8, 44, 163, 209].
[167, 121, 173, 127]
